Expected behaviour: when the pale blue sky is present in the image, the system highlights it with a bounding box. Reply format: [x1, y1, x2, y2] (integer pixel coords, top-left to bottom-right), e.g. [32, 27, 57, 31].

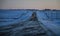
[0, 0, 60, 9]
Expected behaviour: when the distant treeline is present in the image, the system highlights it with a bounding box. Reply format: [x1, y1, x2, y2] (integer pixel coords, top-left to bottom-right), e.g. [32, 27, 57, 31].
[43, 9, 60, 11]
[0, 9, 60, 11]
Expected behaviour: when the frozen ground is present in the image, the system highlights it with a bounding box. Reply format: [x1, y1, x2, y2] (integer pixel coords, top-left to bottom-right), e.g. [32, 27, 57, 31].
[36, 11, 60, 36]
[0, 21, 55, 36]
[0, 10, 60, 36]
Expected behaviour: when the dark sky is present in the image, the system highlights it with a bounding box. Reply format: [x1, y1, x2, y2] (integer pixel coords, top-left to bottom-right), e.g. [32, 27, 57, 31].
[1, 0, 60, 9]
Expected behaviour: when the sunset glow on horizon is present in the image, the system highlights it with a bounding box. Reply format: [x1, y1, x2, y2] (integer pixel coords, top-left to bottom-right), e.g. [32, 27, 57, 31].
[0, 0, 60, 9]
